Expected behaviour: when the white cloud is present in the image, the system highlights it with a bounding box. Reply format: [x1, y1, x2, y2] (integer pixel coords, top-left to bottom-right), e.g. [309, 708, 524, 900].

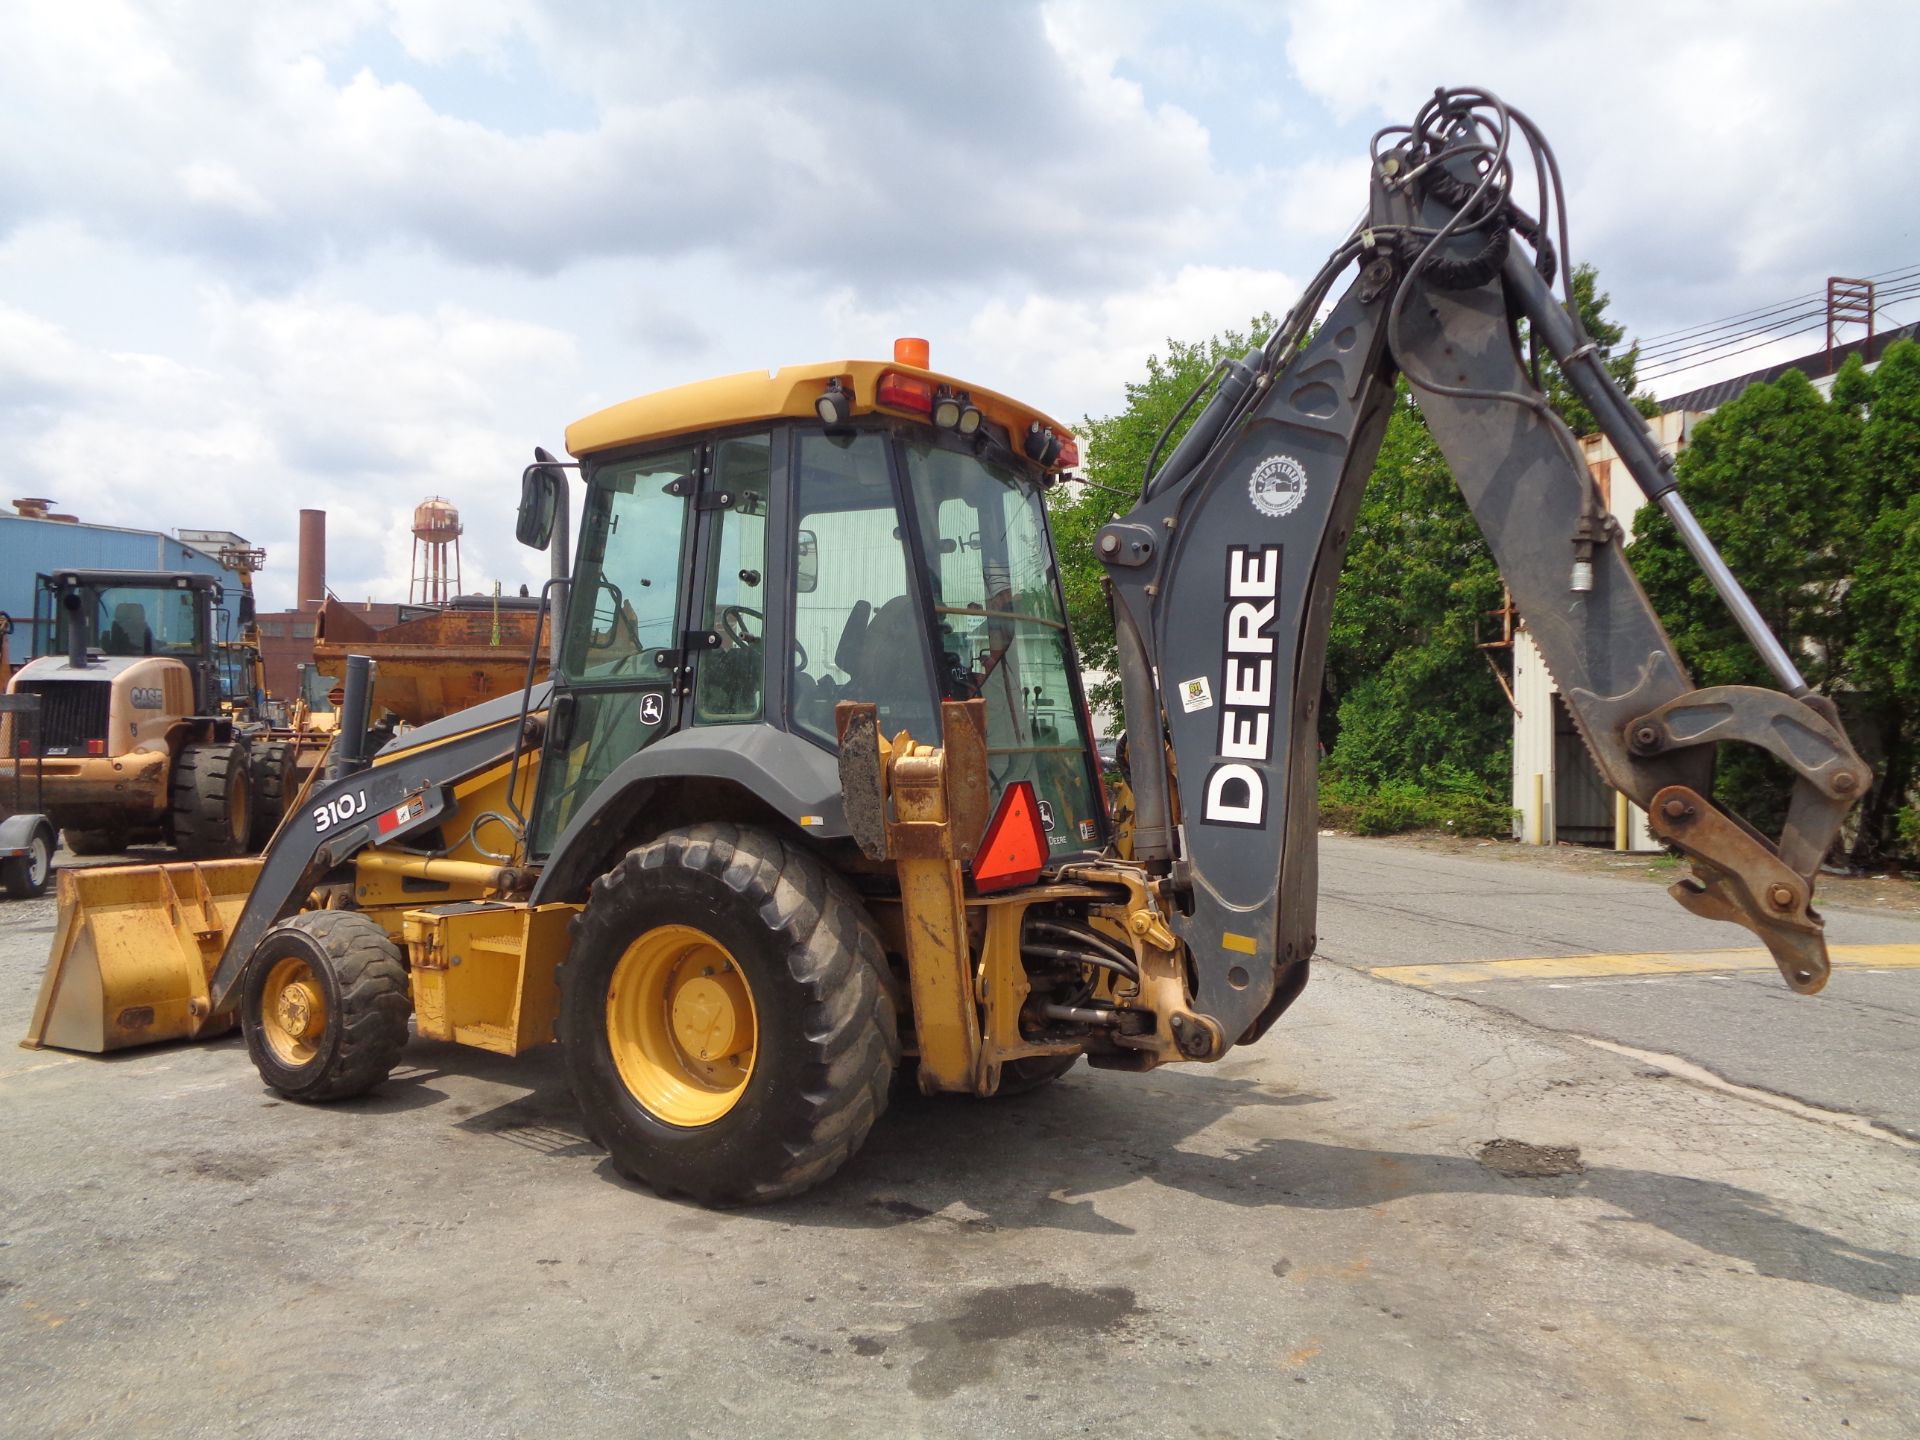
[959, 264, 1299, 427]
[1280, 0, 1920, 376]
[0, 2, 1231, 293]
[0, 287, 581, 610]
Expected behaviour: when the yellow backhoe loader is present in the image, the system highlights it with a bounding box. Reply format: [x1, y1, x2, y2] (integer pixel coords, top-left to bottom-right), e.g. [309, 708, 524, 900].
[21, 89, 1870, 1204]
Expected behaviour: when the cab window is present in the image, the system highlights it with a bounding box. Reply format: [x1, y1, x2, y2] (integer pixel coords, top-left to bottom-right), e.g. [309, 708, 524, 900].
[694, 433, 772, 723]
[788, 430, 938, 747]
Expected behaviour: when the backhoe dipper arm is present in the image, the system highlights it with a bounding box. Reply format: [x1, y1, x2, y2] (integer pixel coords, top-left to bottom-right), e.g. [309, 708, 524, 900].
[1099, 87, 1867, 1051]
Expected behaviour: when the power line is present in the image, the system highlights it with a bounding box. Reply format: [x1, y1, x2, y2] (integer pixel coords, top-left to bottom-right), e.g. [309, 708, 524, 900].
[1645, 289, 1920, 389]
[1634, 261, 1920, 350]
[1639, 282, 1920, 381]
[1637, 269, 1920, 363]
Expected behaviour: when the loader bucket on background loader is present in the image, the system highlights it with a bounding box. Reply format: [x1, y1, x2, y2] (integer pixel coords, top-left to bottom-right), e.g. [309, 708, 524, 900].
[23, 858, 263, 1053]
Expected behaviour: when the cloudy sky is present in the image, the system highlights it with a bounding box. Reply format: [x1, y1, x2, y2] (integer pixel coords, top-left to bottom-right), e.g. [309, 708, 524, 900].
[3, 0, 1915, 611]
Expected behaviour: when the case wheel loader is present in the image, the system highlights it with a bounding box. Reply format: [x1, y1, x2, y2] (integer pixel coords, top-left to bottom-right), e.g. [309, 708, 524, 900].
[1, 569, 296, 859]
[21, 88, 1874, 1205]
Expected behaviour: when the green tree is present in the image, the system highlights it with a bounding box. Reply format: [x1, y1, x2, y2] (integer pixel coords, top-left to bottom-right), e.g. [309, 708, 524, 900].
[1047, 318, 1274, 717]
[1842, 341, 1920, 859]
[1320, 383, 1506, 789]
[1631, 342, 1920, 862]
[1535, 264, 1654, 434]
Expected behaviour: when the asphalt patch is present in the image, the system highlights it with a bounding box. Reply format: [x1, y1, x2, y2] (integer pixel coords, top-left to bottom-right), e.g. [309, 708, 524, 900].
[1475, 1138, 1585, 1178]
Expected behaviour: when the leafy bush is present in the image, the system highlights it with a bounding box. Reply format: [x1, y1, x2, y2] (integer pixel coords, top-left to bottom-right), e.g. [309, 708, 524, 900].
[1317, 765, 1513, 838]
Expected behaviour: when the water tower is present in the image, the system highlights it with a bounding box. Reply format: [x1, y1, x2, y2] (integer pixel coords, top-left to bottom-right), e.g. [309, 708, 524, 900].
[410, 496, 464, 606]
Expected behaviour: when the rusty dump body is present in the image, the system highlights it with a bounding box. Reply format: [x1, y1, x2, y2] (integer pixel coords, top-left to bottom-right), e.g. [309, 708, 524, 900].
[16, 87, 1874, 1207]
[313, 597, 551, 726]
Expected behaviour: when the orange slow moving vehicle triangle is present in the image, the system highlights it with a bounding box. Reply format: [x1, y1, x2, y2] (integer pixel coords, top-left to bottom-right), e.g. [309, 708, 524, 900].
[972, 781, 1047, 892]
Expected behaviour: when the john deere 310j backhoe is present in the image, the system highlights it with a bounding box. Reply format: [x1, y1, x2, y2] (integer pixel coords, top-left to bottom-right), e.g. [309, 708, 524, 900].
[23, 88, 1870, 1205]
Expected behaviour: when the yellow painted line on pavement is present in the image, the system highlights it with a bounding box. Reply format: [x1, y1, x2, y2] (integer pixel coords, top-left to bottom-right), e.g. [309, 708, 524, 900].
[1369, 943, 1920, 988]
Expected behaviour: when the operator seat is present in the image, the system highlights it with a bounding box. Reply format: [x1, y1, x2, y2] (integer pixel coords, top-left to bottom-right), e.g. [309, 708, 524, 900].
[851, 594, 930, 732]
[107, 603, 151, 656]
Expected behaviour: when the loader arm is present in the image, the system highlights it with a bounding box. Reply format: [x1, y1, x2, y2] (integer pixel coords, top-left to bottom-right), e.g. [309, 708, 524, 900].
[1100, 87, 1867, 1046]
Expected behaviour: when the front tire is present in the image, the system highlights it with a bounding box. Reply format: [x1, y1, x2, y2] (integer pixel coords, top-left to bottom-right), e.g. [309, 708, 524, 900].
[248, 740, 296, 849]
[560, 824, 898, 1206]
[241, 910, 412, 1101]
[171, 741, 252, 859]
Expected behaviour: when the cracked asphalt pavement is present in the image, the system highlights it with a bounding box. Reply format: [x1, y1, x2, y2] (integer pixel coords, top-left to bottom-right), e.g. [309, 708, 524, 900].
[2, 837, 1916, 1438]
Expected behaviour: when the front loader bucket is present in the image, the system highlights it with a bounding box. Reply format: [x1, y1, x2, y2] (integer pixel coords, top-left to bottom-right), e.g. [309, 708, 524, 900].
[22, 858, 262, 1053]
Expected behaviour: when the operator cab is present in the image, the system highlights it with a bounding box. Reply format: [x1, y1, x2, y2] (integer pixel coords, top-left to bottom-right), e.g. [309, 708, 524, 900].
[37, 572, 216, 661]
[522, 341, 1104, 865]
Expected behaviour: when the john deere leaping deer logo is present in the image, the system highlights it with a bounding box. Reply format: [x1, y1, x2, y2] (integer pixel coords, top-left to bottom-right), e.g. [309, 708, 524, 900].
[1248, 453, 1308, 519]
[638, 692, 665, 726]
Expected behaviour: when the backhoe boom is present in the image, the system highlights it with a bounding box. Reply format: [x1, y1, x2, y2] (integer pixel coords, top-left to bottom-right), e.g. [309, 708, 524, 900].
[1101, 87, 1867, 1044]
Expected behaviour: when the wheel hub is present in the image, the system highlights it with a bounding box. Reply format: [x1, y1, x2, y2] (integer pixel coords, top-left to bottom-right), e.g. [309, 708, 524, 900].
[274, 980, 322, 1042]
[670, 974, 741, 1061]
[606, 925, 759, 1127]
[259, 956, 327, 1066]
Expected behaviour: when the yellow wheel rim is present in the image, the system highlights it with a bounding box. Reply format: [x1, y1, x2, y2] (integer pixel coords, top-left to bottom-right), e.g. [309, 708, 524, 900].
[607, 924, 758, 1128]
[260, 955, 327, 1067]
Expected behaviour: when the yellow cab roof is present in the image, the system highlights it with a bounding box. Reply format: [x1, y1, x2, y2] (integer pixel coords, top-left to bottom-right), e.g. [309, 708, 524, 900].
[564, 357, 1074, 464]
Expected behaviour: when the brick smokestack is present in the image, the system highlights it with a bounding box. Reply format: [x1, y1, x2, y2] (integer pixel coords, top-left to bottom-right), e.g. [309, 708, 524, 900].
[298, 508, 326, 612]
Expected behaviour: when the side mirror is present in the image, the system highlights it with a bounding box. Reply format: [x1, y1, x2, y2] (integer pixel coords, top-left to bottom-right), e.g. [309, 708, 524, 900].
[518, 463, 561, 550]
[238, 593, 256, 626]
[796, 529, 819, 594]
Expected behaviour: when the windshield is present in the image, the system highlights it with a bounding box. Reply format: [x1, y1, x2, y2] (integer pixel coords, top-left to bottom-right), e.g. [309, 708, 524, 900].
[901, 439, 1102, 856]
[59, 585, 205, 658]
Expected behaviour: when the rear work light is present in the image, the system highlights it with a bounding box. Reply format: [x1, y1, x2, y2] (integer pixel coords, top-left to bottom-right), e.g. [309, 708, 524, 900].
[816, 378, 852, 427]
[932, 387, 983, 437]
[972, 780, 1049, 893]
[1024, 421, 1070, 467]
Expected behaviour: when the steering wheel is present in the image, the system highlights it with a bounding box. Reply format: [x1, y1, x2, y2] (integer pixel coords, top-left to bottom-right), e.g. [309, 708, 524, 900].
[719, 604, 762, 647]
[721, 605, 807, 670]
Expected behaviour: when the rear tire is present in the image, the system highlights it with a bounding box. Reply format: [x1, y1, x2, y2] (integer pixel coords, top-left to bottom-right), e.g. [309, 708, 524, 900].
[559, 823, 898, 1206]
[247, 740, 296, 849]
[1, 826, 54, 899]
[61, 827, 126, 857]
[241, 910, 412, 1101]
[171, 741, 252, 859]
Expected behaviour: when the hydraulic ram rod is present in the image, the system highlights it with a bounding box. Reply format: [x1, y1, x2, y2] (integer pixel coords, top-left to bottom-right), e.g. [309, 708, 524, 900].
[1503, 248, 1810, 696]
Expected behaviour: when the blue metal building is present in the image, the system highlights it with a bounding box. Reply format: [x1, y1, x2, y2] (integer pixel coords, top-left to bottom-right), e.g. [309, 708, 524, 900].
[0, 513, 229, 663]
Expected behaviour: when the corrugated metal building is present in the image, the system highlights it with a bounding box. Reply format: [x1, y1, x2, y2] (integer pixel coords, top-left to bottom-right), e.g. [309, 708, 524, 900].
[0, 511, 229, 666]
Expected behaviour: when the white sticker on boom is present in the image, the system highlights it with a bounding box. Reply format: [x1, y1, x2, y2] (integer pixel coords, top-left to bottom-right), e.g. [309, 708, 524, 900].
[1179, 676, 1214, 713]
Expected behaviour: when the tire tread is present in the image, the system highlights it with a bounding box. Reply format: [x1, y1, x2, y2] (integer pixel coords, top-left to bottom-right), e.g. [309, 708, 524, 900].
[561, 823, 898, 1205]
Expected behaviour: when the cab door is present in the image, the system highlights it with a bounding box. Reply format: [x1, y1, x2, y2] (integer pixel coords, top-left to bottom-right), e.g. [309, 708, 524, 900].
[530, 445, 696, 856]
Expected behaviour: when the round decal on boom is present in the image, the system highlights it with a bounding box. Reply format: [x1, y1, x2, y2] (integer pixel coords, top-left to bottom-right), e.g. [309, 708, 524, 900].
[1248, 453, 1308, 519]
